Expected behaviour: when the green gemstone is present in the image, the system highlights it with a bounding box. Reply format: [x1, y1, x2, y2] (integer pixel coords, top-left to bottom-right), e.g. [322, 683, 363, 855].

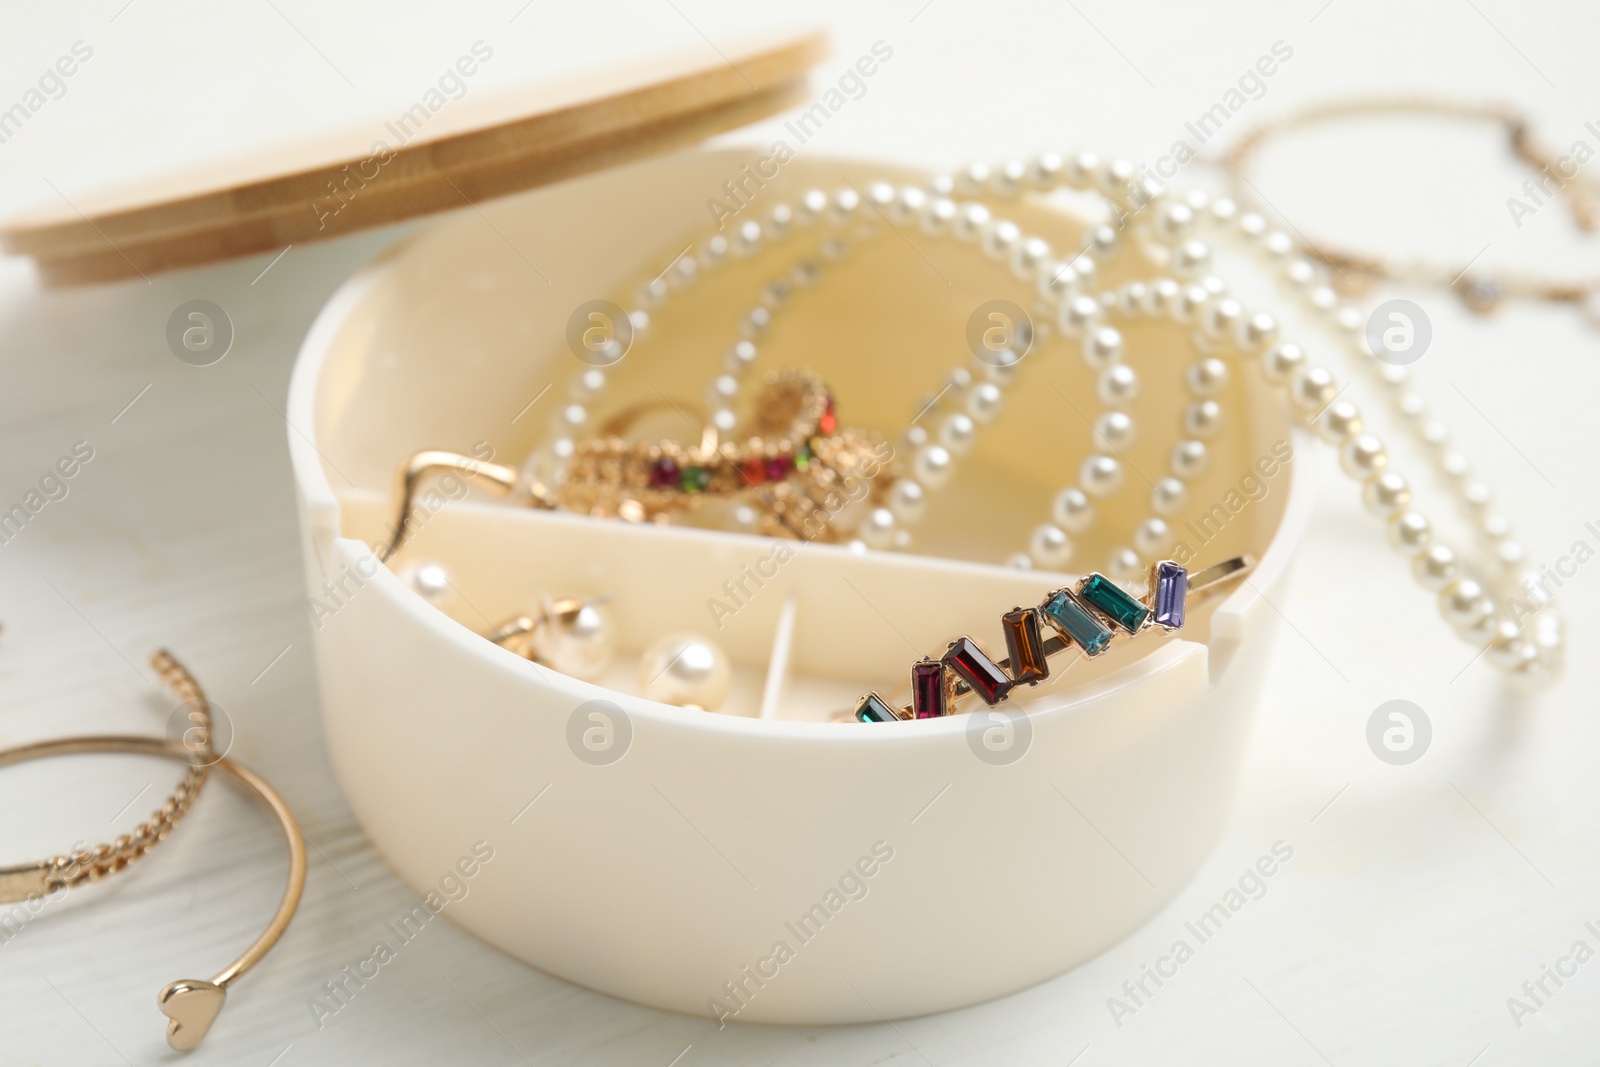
[1078, 573, 1150, 634]
[794, 444, 812, 470]
[680, 466, 709, 493]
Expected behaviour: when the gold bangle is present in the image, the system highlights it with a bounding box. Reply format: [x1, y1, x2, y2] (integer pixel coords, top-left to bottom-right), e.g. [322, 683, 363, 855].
[0, 734, 307, 1052]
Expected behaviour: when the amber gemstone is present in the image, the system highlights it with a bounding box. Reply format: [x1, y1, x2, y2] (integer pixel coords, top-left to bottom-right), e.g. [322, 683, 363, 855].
[1001, 607, 1049, 685]
[911, 659, 946, 718]
[943, 637, 1012, 706]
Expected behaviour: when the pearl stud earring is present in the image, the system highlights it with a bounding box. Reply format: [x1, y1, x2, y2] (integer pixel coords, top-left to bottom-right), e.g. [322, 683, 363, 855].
[638, 632, 731, 711]
[486, 594, 616, 681]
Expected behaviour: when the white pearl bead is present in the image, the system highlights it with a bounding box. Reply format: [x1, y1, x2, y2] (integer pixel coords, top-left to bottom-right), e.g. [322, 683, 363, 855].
[1290, 365, 1338, 414]
[1107, 548, 1144, 584]
[552, 402, 588, 435]
[1083, 325, 1123, 368]
[1479, 511, 1513, 542]
[1080, 454, 1124, 497]
[1236, 212, 1267, 239]
[1155, 202, 1195, 243]
[938, 412, 978, 456]
[1172, 284, 1210, 324]
[1412, 544, 1459, 591]
[1460, 480, 1493, 514]
[711, 408, 737, 434]
[1118, 282, 1149, 317]
[1362, 472, 1412, 516]
[1284, 258, 1318, 288]
[1484, 619, 1525, 670]
[635, 276, 668, 308]
[859, 506, 898, 550]
[1185, 358, 1229, 398]
[1262, 230, 1294, 258]
[1210, 197, 1238, 224]
[1308, 285, 1338, 313]
[1038, 260, 1076, 301]
[1238, 312, 1279, 354]
[1171, 439, 1210, 480]
[741, 306, 772, 339]
[957, 162, 993, 195]
[1028, 151, 1066, 189]
[1052, 487, 1095, 532]
[1183, 400, 1224, 439]
[1395, 390, 1427, 420]
[639, 633, 731, 710]
[761, 278, 792, 310]
[1152, 477, 1188, 517]
[698, 234, 730, 270]
[966, 382, 1004, 424]
[1029, 523, 1074, 570]
[830, 187, 862, 223]
[889, 478, 927, 524]
[982, 218, 1022, 261]
[724, 340, 758, 375]
[914, 444, 954, 488]
[1058, 294, 1101, 336]
[733, 219, 762, 257]
[533, 600, 615, 681]
[1098, 364, 1139, 405]
[569, 368, 608, 402]
[1006, 552, 1034, 570]
[1438, 450, 1471, 484]
[1087, 224, 1120, 262]
[1203, 298, 1244, 342]
[398, 560, 458, 614]
[1315, 400, 1363, 444]
[904, 425, 929, 449]
[1387, 510, 1433, 556]
[1496, 539, 1527, 569]
[1095, 410, 1136, 450]
[1067, 151, 1100, 187]
[1340, 434, 1388, 479]
[707, 374, 739, 407]
[1098, 158, 1137, 198]
[1011, 236, 1052, 282]
[1261, 343, 1306, 384]
[1439, 579, 1491, 630]
[1173, 239, 1212, 277]
[954, 202, 991, 241]
[731, 504, 760, 532]
[797, 189, 828, 226]
[923, 196, 957, 235]
[1133, 517, 1173, 558]
[893, 186, 928, 225]
[1144, 278, 1181, 317]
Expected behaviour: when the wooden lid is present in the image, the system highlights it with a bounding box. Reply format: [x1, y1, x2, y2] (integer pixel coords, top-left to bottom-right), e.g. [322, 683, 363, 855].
[2, 29, 827, 287]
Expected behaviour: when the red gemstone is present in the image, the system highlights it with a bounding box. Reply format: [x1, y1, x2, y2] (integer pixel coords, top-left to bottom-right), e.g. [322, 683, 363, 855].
[911, 659, 946, 718]
[741, 457, 767, 486]
[766, 456, 792, 482]
[943, 637, 1012, 706]
[819, 396, 837, 435]
[649, 457, 679, 488]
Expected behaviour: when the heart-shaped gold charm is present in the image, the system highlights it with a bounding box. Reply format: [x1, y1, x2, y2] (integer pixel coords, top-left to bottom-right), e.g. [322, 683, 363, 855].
[158, 979, 226, 1052]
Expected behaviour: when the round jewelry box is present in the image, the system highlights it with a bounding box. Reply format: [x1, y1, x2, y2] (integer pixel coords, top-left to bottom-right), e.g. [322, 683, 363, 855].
[287, 147, 1313, 1023]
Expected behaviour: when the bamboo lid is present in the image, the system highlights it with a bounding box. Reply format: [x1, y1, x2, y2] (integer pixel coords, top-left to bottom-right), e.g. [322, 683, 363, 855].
[1, 29, 827, 287]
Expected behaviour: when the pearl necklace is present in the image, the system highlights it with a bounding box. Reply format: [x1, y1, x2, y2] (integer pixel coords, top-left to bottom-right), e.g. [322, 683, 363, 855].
[529, 152, 1562, 680]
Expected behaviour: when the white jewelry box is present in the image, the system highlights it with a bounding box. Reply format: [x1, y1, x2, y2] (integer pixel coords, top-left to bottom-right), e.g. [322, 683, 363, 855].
[286, 146, 1313, 1023]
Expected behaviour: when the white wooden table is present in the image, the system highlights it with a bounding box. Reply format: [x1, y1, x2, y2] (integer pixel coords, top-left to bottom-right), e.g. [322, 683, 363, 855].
[2, 2, 1598, 1063]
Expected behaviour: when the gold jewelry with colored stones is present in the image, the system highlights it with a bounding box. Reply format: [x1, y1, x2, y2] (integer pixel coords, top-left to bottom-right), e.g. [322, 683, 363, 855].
[852, 556, 1253, 722]
[0, 655, 306, 1052]
[379, 368, 897, 559]
[1221, 98, 1600, 314]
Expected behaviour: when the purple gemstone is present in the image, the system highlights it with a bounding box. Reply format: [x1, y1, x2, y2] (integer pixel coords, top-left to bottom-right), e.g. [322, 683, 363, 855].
[766, 456, 793, 482]
[1153, 561, 1187, 630]
[911, 659, 946, 718]
[943, 637, 1012, 706]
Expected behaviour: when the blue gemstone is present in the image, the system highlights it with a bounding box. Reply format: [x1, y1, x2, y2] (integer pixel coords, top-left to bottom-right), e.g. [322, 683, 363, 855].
[1079, 573, 1150, 634]
[1042, 589, 1113, 656]
[854, 692, 901, 723]
[1153, 561, 1187, 630]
